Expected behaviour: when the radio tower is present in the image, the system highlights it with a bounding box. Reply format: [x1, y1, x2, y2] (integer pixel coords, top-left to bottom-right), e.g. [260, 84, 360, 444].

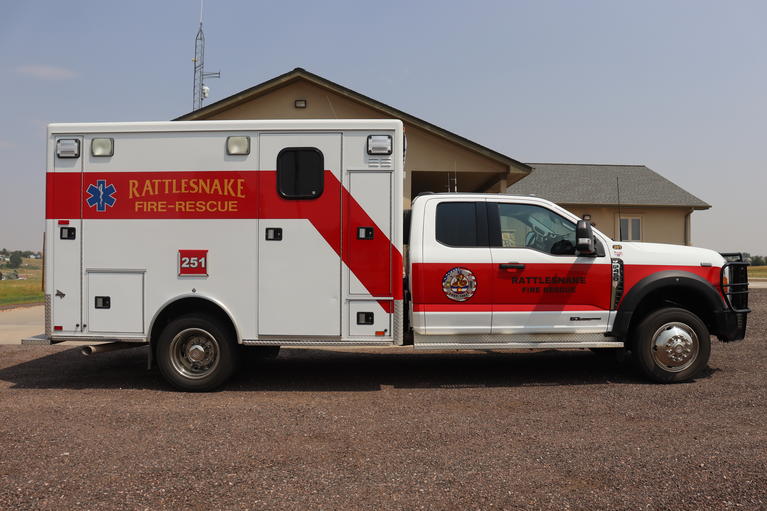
[192, 0, 220, 111]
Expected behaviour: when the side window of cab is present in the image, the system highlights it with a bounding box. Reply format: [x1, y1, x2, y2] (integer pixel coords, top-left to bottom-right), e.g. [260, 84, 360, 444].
[490, 203, 577, 255]
[435, 201, 489, 247]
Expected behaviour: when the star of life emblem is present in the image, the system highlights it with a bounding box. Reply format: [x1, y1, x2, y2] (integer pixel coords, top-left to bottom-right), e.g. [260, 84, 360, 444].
[442, 267, 477, 302]
[86, 179, 117, 212]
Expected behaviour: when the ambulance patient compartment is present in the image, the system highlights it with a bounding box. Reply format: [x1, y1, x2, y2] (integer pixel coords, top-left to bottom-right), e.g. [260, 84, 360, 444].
[86, 271, 145, 334]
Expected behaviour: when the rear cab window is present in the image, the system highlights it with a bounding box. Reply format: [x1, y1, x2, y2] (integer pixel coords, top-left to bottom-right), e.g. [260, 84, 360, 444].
[435, 202, 488, 247]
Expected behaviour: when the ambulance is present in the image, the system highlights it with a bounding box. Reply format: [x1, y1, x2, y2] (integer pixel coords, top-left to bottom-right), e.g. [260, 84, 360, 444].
[34, 119, 749, 390]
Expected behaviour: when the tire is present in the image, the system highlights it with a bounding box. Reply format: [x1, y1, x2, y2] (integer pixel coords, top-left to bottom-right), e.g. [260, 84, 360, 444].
[156, 314, 237, 392]
[630, 307, 711, 383]
[240, 345, 280, 362]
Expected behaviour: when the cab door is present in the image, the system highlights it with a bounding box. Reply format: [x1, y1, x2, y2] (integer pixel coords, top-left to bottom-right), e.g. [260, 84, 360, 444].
[411, 198, 493, 335]
[257, 133, 342, 337]
[488, 201, 612, 335]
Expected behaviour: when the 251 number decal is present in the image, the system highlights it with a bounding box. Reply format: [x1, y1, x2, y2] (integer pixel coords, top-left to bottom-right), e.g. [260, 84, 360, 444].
[180, 256, 205, 268]
[178, 249, 208, 276]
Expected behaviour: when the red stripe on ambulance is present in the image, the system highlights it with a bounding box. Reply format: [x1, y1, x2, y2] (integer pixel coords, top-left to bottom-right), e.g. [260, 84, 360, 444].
[47, 170, 403, 303]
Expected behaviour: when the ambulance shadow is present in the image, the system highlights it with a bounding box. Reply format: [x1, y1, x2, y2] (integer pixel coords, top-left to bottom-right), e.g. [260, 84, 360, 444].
[0, 345, 715, 391]
[0, 345, 165, 390]
[233, 348, 654, 391]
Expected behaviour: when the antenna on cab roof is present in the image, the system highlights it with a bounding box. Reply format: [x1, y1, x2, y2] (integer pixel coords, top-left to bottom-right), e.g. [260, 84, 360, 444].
[616, 175, 623, 241]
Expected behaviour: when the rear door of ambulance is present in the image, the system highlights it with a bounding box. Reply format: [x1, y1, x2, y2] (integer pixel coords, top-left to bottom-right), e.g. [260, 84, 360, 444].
[48, 135, 83, 335]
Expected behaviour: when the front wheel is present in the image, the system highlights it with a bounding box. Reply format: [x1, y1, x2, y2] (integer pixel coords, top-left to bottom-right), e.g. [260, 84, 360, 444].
[631, 307, 711, 383]
[156, 314, 237, 391]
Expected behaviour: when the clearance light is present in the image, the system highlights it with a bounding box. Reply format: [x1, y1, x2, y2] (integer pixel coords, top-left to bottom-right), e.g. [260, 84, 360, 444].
[226, 136, 250, 155]
[91, 138, 114, 157]
[367, 135, 392, 155]
[56, 139, 80, 158]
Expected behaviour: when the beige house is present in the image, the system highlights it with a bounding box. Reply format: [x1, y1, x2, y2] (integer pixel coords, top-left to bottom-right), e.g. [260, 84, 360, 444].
[176, 68, 709, 245]
[176, 67, 531, 207]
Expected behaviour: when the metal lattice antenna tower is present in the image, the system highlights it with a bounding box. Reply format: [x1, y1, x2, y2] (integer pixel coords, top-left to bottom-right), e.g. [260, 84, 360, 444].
[192, 0, 220, 111]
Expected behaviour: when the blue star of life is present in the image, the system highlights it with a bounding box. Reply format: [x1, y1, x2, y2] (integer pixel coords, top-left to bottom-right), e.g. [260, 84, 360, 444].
[86, 179, 117, 212]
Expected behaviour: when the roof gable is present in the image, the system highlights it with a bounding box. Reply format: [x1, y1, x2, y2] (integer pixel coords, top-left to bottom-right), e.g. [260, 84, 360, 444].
[507, 163, 710, 209]
[175, 67, 530, 173]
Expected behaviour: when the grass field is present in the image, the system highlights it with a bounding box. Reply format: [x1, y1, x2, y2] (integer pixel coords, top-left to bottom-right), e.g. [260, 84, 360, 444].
[750, 266, 767, 279]
[0, 258, 44, 307]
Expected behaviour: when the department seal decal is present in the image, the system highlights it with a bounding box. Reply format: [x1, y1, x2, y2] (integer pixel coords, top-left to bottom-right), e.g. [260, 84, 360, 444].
[442, 267, 477, 302]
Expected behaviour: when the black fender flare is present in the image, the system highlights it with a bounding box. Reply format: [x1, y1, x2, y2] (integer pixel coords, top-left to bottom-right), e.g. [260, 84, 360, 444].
[611, 270, 725, 339]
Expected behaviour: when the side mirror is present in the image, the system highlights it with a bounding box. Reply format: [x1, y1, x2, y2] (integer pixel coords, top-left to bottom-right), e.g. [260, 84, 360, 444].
[576, 220, 596, 255]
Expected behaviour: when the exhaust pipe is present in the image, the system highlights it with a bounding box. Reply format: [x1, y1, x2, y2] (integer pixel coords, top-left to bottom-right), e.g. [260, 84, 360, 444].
[80, 342, 143, 356]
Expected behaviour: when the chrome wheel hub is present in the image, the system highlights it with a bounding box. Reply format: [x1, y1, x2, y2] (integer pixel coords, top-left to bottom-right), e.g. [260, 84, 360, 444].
[188, 344, 207, 362]
[651, 322, 699, 372]
[169, 328, 220, 380]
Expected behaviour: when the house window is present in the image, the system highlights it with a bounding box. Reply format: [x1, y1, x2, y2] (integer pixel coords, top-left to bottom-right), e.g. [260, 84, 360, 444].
[277, 147, 324, 199]
[619, 217, 641, 241]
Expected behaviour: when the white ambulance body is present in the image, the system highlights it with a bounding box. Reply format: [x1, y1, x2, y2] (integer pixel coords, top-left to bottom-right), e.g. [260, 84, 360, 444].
[39, 119, 749, 391]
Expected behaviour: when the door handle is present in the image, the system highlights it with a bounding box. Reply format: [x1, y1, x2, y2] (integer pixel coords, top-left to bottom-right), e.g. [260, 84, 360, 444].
[499, 263, 525, 270]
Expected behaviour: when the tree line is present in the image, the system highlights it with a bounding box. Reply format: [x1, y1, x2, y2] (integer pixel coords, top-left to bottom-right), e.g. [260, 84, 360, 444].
[0, 248, 42, 269]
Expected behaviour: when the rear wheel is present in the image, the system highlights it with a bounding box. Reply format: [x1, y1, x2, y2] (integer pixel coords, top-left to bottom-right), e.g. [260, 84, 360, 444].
[631, 307, 710, 383]
[156, 314, 237, 391]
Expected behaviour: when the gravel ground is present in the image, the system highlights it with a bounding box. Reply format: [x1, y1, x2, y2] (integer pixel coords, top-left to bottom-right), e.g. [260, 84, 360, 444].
[0, 292, 765, 510]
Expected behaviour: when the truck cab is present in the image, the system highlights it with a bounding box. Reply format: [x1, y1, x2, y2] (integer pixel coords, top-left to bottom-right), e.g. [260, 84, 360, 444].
[408, 193, 749, 382]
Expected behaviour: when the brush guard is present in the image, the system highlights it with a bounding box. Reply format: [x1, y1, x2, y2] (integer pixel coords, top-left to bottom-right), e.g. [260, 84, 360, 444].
[717, 252, 750, 342]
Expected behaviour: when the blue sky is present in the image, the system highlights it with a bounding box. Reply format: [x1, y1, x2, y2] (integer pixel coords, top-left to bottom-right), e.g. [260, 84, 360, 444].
[1, 0, 765, 253]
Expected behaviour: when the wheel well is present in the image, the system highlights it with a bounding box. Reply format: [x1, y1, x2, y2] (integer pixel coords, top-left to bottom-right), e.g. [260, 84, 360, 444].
[149, 297, 238, 351]
[627, 286, 715, 337]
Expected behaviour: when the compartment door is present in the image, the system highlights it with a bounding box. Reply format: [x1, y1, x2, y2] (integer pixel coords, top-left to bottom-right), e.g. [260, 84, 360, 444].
[346, 170, 392, 296]
[257, 133, 342, 337]
[86, 271, 144, 334]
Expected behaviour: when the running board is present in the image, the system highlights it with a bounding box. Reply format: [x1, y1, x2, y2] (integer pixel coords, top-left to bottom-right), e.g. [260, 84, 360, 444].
[413, 332, 622, 350]
[414, 341, 624, 350]
[242, 339, 393, 346]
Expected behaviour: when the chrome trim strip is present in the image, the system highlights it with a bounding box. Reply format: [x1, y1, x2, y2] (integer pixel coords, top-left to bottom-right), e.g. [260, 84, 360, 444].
[50, 335, 148, 343]
[44, 294, 52, 337]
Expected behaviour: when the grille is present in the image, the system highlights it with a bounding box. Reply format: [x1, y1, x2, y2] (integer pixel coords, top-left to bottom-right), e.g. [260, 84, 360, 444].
[367, 156, 392, 168]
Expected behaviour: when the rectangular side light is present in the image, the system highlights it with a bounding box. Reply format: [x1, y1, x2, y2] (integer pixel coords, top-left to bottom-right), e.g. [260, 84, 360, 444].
[226, 136, 250, 155]
[367, 135, 392, 155]
[56, 139, 80, 158]
[91, 138, 114, 157]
